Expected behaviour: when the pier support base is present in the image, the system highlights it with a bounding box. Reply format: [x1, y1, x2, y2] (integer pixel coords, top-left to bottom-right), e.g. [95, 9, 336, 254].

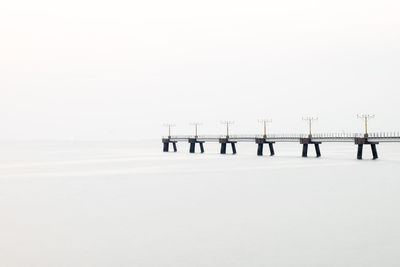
[300, 138, 321, 158]
[162, 138, 177, 152]
[188, 138, 205, 153]
[315, 143, 321, 157]
[163, 142, 169, 152]
[219, 138, 237, 154]
[255, 138, 275, 156]
[189, 142, 195, 153]
[357, 144, 363, 160]
[200, 142, 204, 153]
[257, 143, 263, 156]
[371, 144, 378, 159]
[355, 138, 379, 160]
[220, 143, 226, 154]
[231, 143, 237, 154]
[302, 144, 308, 157]
[269, 143, 275, 156]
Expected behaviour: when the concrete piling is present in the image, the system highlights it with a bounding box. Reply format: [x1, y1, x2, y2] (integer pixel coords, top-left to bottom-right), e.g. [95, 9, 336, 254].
[300, 138, 321, 157]
[189, 138, 205, 153]
[315, 143, 321, 157]
[162, 138, 177, 153]
[219, 138, 237, 155]
[302, 144, 308, 157]
[255, 138, 275, 156]
[269, 143, 275, 156]
[257, 143, 263, 156]
[355, 138, 379, 160]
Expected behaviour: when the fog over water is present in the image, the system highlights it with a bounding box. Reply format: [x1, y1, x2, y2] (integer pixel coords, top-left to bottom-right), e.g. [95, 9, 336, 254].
[1, 140, 400, 266]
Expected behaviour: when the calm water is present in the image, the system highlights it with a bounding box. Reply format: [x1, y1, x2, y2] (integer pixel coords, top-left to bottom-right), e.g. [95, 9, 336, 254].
[1, 140, 400, 266]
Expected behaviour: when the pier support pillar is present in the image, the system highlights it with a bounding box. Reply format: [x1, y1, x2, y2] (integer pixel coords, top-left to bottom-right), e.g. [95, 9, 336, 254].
[162, 138, 177, 153]
[257, 143, 263, 156]
[302, 144, 308, 157]
[355, 138, 379, 160]
[357, 144, 363, 159]
[315, 143, 321, 157]
[220, 143, 227, 154]
[255, 138, 275, 156]
[269, 143, 275, 156]
[163, 142, 169, 152]
[231, 143, 237, 154]
[300, 138, 321, 158]
[189, 138, 205, 154]
[219, 138, 237, 155]
[189, 143, 195, 153]
[371, 144, 378, 159]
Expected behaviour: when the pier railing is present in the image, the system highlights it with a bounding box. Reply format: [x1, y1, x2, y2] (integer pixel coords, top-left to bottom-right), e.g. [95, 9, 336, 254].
[163, 132, 400, 142]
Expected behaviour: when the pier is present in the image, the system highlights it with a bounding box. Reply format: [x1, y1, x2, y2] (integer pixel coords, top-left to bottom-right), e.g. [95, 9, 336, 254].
[162, 133, 400, 159]
[162, 116, 400, 159]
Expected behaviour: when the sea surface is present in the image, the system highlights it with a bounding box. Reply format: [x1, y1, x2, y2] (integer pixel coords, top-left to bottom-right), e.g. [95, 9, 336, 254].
[1, 140, 400, 267]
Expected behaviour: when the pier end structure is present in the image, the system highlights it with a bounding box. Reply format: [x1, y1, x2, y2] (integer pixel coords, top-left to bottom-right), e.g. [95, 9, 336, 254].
[255, 138, 275, 156]
[300, 138, 321, 157]
[354, 137, 379, 160]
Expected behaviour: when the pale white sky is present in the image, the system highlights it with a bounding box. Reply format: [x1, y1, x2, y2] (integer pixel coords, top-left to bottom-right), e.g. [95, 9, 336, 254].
[1, 0, 399, 140]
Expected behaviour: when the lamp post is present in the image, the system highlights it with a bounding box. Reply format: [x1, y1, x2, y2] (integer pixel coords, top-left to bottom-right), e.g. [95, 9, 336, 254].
[258, 119, 272, 138]
[357, 114, 375, 138]
[221, 121, 234, 138]
[163, 123, 176, 138]
[302, 117, 318, 138]
[190, 122, 202, 138]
